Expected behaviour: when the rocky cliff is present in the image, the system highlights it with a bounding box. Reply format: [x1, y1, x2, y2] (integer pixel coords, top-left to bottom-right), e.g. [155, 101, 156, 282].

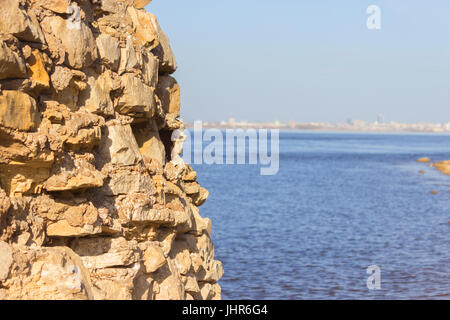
[0, 0, 223, 300]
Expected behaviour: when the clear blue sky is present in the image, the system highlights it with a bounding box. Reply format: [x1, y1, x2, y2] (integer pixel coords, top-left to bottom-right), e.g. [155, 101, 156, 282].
[148, 0, 450, 123]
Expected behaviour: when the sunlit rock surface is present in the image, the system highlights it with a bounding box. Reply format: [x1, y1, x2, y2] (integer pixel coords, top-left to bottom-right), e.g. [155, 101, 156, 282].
[0, 0, 221, 300]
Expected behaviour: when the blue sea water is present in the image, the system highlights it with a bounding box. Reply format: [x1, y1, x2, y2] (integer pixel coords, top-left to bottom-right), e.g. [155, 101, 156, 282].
[189, 131, 450, 299]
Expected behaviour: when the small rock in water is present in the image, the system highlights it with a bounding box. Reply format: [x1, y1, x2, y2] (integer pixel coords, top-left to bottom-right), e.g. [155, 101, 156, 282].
[431, 161, 450, 175]
[416, 157, 431, 163]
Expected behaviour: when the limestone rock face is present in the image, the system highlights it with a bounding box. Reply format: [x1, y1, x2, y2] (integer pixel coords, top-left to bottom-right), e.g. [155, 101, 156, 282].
[30, 0, 71, 14]
[0, 1, 221, 300]
[157, 75, 180, 117]
[117, 74, 156, 117]
[0, 41, 27, 80]
[134, 0, 152, 9]
[41, 15, 98, 69]
[27, 49, 51, 91]
[0, 243, 94, 299]
[96, 34, 121, 71]
[134, 121, 166, 166]
[127, 6, 159, 49]
[0, 0, 46, 43]
[100, 124, 143, 166]
[79, 69, 119, 116]
[0, 91, 40, 131]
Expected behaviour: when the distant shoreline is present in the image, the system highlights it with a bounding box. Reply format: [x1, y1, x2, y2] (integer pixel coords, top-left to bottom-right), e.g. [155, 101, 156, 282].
[185, 124, 450, 135]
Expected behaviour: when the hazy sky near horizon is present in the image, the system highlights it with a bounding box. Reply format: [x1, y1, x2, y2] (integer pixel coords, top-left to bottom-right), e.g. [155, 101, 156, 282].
[148, 0, 450, 123]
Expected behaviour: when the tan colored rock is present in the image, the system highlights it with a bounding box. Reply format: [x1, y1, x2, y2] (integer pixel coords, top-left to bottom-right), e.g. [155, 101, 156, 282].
[41, 15, 98, 69]
[82, 250, 137, 269]
[164, 161, 186, 182]
[211, 283, 222, 300]
[157, 75, 180, 116]
[0, 194, 47, 245]
[157, 228, 177, 256]
[183, 275, 200, 294]
[143, 244, 166, 273]
[44, 170, 104, 192]
[0, 91, 40, 131]
[179, 233, 223, 284]
[106, 172, 154, 195]
[98, 0, 133, 15]
[116, 196, 173, 225]
[0, 0, 46, 43]
[199, 282, 214, 300]
[70, 237, 143, 299]
[44, 156, 105, 192]
[96, 34, 121, 71]
[70, 237, 132, 257]
[134, 0, 151, 9]
[0, 241, 13, 281]
[65, 127, 102, 152]
[0, 2, 222, 300]
[9, 174, 33, 195]
[134, 121, 166, 166]
[203, 260, 224, 283]
[170, 241, 192, 275]
[182, 165, 197, 182]
[118, 36, 142, 74]
[184, 182, 200, 195]
[50, 66, 81, 91]
[46, 220, 102, 237]
[191, 187, 210, 207]
[432, 160, 450, 175]
[0, 245, 94, 300]
[117, 74, 156, 116]
[185, 293, 195, 300]
[199, 282, 221, 300]
[416, 157, 431, 163]
[99, 124, 143, 166]
[164, 112, 184, 130]
[50, 66, 87, 110]
[64, 206, 84, 227]
[79, 70, 118, 116]
[189, 205, 212, 237]
[0, 41, 27, 80]
[142, 50, 159, 87]
[54, 108, 105, 151]
[27, 49, 51, 90]
[30, 0, 71, 14]
[127, 6, 159, 49]
[0, 190, 11, 228]
[90, 266, 140, 300]
[152, 259, 185, 300]
[0, 159, 53, 196]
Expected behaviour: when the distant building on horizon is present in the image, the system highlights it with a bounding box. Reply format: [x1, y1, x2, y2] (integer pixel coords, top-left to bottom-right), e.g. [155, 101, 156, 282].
[353, 120, 366, 128]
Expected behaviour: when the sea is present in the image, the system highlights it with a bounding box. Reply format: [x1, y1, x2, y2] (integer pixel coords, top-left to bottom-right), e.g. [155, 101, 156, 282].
[188, 131, 450, 299]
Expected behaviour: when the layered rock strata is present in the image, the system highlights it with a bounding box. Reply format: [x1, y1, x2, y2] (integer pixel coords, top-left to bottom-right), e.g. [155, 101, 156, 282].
[0, 0, 222, 300]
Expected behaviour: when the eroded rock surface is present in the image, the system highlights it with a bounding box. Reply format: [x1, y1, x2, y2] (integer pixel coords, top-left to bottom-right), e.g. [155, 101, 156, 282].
[0, 0, 221, 300]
